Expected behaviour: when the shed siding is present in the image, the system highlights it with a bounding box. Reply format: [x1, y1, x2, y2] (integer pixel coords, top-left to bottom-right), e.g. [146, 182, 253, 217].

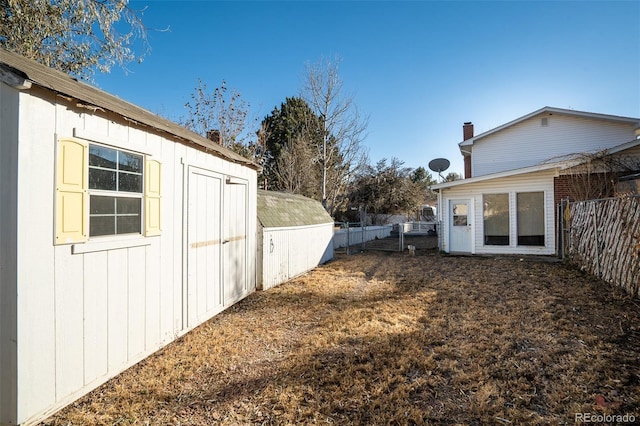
[472, 115, 636, 177]
[439, 170, 557, 255]
[0, 82, 20, 424]
[259, 223, 334, 290]
[11, 86, 257, 425]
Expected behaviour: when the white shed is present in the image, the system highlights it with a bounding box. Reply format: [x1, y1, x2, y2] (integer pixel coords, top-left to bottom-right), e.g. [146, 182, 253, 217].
[257, 190, 334, 290]
[0, 49, 259, 425]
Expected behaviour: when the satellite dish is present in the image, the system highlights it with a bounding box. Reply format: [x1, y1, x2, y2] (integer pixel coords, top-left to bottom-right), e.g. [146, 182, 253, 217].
[428, 158, 450, 180]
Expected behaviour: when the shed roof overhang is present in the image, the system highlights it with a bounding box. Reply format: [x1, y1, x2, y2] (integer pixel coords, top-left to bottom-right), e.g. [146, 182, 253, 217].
[0, 48, 261, 171]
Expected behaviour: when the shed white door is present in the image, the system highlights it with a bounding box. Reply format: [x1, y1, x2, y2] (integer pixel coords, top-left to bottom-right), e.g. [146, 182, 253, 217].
[223, 178, 248, 305]
[186, 167, 223, 327]
[449, 199, 471, 253]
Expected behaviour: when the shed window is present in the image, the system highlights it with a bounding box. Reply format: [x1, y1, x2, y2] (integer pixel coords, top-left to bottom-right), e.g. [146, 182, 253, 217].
[89, 145, 143, 237]
[55, 138, 162, 245]
[517, 192, 545, 246]
[483, 193, 509, 245]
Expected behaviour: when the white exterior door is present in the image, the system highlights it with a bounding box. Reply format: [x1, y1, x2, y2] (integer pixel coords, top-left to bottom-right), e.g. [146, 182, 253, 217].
[223, 178, 248, 305]
[186, 167, 223, 328]
[449, 199, 471, 253]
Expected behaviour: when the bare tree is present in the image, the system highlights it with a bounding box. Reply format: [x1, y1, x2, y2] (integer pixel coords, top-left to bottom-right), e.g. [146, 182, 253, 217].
[301, 56, 368, 214]
[0, 0, 150, 80]
[181, 79, 254, 149]
[443, 172, 462, 182]
[561, 150, 640, 200]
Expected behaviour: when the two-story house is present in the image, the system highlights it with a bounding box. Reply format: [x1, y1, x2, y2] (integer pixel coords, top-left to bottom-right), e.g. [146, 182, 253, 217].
[432, 107, 640, 255]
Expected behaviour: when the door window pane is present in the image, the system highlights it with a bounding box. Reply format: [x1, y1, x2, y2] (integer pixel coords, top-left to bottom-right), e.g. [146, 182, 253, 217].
[452, 203, 468, 226]
[517, 192, 545, 246]
[483, 194, 509, 245]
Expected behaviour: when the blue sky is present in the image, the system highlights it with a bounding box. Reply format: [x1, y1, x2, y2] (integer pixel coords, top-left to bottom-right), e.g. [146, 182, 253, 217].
[95, 0, 640, 176]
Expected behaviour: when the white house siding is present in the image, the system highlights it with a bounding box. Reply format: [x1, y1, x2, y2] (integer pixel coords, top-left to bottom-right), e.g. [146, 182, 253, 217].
[438, 169, 557, 255]
[259, 223, 334, 291]
[472, 115, 637, 177]
[7, 86, 257, 425]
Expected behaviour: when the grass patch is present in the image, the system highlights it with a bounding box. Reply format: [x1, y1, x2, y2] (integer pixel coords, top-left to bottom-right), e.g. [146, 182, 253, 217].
[42, 251, 640, 425]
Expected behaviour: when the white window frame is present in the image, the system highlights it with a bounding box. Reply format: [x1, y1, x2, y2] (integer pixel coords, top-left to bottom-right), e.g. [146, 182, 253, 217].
[88, 143, 145, 239]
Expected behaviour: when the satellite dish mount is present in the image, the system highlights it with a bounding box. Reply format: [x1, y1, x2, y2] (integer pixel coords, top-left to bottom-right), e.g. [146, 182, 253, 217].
[428, 158, 451, 181]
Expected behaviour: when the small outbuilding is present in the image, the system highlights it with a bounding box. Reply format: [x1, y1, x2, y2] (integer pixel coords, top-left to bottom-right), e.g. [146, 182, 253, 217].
[257, 190, 334, 290]
[0, 49, 259, 425]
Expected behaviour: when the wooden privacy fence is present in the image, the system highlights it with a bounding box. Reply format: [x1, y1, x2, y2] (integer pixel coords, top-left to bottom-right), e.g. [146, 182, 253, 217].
[560, 195, 640, 297]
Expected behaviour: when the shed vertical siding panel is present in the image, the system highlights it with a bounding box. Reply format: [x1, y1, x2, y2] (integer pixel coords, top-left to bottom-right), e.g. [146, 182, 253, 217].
[127, 246, 147, 360]
[163, 143, 184, 340]
[223, 179, 249, 304]
[53, 248, 85, 400]
[143, 132, 163, 348]
[52, 95, 88, 395]
[83, 251, 109, 384]
[0, 83, 19, 425]
[145, 242, 161, 351]
[82, 112, 108, 135]
[247, 179, 257, 292]
[15, 90, 57, 420]
[106, 118, 129, 145]
[260, 224, 334, 290]
[264, 230, 289, 289]
[107, 249, 128, 371]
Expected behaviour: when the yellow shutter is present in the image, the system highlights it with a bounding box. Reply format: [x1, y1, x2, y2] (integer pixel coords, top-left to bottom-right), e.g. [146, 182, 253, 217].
[55, 138, 88, 244]
[145, 159, 161, 236]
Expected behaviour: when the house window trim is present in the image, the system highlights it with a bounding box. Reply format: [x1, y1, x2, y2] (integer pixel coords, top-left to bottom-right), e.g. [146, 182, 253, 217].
[482, 192, 510, 246]
[480, 190, 548, 249]
[515, 191, 546, 247]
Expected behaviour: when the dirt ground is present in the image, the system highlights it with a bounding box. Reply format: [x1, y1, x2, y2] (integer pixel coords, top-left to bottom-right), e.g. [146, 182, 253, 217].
[42, 249, 640, 425]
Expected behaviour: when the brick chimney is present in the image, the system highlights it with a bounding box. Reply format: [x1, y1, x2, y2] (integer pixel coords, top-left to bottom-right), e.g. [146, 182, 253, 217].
[463, 122, 474, 141]
[463, 122, 473, 178]
[206, 129, 221, 144]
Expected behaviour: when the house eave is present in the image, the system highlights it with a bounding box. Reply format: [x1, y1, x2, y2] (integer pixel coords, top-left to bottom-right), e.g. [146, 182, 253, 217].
[438, 137, 640, 191]
[457, 106, 640, 148]
[432, 162, 566, 190]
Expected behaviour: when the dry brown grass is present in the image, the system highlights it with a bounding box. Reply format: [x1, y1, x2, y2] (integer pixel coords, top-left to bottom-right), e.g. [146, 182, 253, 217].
[42, 251, 640, 425]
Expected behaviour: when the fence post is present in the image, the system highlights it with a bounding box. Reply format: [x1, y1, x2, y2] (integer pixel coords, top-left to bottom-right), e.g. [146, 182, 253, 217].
[346, 222, 350, 256]
[557, 202, 562, 259]
[591, 202, 600, 278]
[567, 201, 572, 258]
